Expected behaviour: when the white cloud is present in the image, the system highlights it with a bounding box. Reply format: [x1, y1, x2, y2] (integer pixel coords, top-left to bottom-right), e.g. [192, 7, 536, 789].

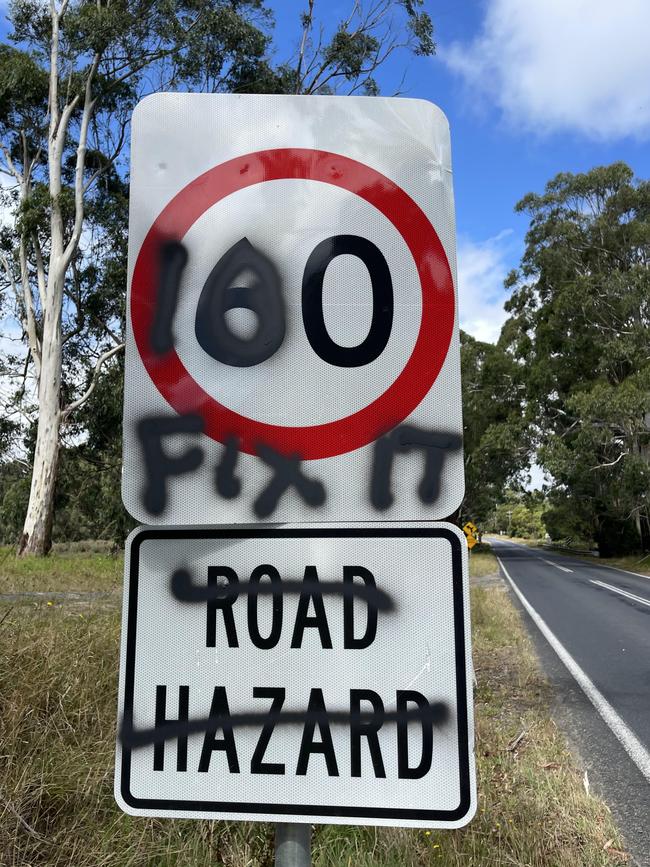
[443, 0, 650, 140]
[456, 230, 514, 344]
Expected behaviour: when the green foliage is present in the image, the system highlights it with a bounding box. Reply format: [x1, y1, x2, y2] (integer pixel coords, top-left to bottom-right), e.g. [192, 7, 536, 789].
[504, 162, 650, 554]
[294, 0, 434, 96]
[0, 43, 48, 128]
[486, 490, 546, 539]
[0, 462, 31, 544]
[460, 330, 530, 526]
[542, 491, 596, 548]
[1, 1, 437, 551]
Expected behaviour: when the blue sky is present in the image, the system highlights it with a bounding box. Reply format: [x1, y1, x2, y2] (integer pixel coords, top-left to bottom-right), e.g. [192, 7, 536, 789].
[2, 0, 649, 344]
[2, 1, 647, 489]
[273, 0, 650, 343]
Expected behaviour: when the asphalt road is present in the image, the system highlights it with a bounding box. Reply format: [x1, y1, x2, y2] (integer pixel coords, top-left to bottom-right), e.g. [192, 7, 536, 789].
[490, 539, 650, 866]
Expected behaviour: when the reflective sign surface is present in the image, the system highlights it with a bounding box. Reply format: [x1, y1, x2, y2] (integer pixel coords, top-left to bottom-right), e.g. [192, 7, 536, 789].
[115, 523, 476, 827]
[122, 94, 464, 524]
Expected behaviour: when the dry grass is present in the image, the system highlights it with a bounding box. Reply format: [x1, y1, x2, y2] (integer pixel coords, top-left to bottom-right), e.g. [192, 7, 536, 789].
[0, 553, 628, 867]
[0, 546, 122, 595]
[571, 553, 650, 577]
[467, 549, 499, 579]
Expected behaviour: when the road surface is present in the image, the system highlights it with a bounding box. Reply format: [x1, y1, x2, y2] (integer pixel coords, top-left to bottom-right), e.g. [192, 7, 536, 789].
[491, 539, 650, 866]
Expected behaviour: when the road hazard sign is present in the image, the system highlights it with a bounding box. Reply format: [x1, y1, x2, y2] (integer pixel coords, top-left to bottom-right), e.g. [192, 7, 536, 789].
[121, 94, 464, 525]
[115, 524, 476, 827]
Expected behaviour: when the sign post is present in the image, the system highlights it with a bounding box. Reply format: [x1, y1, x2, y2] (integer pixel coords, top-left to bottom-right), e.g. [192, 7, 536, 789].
[116, 94, 475, 859]
[275, 824, 311, 867]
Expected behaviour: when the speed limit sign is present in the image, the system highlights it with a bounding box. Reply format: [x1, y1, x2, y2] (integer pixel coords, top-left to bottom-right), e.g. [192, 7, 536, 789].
[122, 94, 464, 524]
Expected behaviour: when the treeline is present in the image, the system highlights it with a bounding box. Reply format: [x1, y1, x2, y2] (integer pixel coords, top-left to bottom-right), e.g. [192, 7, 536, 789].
[1, 162, 649, 555]
[0, 0, 434, 554]
[0, 5, 647, 556]
[461, 163, 649, 556]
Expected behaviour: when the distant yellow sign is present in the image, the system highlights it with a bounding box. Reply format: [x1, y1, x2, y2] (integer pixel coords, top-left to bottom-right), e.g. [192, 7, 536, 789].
[463, 522, 479, 549]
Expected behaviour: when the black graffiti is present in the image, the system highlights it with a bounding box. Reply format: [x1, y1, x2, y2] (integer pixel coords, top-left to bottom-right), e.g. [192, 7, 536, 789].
[120, 699, 449, 751]
[137, 415, 205, 515]
[370, 425, 463, 511]
[214, 435, 241, 500]
[253, 443, 326, 518]
[170, 566, 394, 613]
[151, 240, 188, 355]
[135, 418, 462, 517]
[195, 238, 286, 367]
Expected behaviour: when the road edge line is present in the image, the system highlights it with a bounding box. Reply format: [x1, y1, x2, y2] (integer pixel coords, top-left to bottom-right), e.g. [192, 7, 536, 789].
[496, 555, 650, 784]
[488, 538, 650, 581]
[590, 580, 650, 609]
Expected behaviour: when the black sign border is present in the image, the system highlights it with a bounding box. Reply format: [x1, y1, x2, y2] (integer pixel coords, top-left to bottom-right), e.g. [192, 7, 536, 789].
[118, 525, 472, 823]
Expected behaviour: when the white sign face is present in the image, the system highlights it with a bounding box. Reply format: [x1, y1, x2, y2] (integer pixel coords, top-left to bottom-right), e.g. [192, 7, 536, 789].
[122, 93, 463, 525]
[115, 523, 475, 828]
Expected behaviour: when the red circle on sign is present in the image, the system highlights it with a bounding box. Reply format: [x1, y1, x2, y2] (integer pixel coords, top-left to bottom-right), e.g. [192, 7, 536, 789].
[131, 148, 455, 459]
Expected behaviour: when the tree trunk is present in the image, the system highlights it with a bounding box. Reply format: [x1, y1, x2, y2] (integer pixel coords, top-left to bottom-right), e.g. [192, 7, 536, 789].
[18, 5, 67, 558]
[18, 287, 63, 556]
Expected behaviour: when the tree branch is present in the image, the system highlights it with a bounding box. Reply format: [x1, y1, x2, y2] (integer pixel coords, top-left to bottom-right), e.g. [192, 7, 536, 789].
[295, 0, 315, 93]
[61, 342, 124, 419]
[62, 54, 100, 270]
[0, 143, 22, 184]
[589, 452, 627, 471]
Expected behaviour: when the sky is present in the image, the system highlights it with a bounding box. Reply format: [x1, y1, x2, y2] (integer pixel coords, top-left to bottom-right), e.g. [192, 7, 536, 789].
[1, 0, 649, 487]
[2, 0, 649, 346]
[273, 0, 650, 344]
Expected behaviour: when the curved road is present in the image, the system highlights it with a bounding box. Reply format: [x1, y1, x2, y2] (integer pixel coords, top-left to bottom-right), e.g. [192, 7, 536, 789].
[491, 539, 650, 866]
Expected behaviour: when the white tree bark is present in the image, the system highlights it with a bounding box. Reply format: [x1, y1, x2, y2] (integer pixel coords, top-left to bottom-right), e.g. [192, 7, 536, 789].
[19, 289, 62, 554]
[19, 1, 96, 555]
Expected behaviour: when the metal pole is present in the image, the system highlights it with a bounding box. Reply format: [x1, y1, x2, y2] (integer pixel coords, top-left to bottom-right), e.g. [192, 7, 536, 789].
[274, 823, 311, 867]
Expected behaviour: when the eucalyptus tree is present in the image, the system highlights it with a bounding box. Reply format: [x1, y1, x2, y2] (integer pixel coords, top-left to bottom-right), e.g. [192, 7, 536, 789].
[504, 163, 650, 555]
[0, 0, 434, 554]
[459, 329, 530, 527]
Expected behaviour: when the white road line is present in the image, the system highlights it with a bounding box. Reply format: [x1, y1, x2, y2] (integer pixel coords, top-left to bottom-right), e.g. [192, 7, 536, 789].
[592, 563, 650, 581]
[487, 537, 650, 581]
[590, 579, 650, 609]
[539, 558, 573, 573]
[497, 556, 650, 784]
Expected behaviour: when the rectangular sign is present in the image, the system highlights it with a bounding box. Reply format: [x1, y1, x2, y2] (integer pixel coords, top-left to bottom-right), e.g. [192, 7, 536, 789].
[121, 93, 464, 525]
[115, 523, 475, 827]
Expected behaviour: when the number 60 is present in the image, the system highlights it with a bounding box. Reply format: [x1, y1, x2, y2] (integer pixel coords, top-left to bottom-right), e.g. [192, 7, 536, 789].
[155, 234, 394, 369]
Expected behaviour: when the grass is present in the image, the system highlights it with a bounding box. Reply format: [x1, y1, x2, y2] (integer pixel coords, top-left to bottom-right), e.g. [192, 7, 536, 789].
[467, 549, 499, 579]
[0, 551, 629, 866]
[573, 553, 650, 577]
[0, 545, 123, 594]
[0, 544, 498, 594]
